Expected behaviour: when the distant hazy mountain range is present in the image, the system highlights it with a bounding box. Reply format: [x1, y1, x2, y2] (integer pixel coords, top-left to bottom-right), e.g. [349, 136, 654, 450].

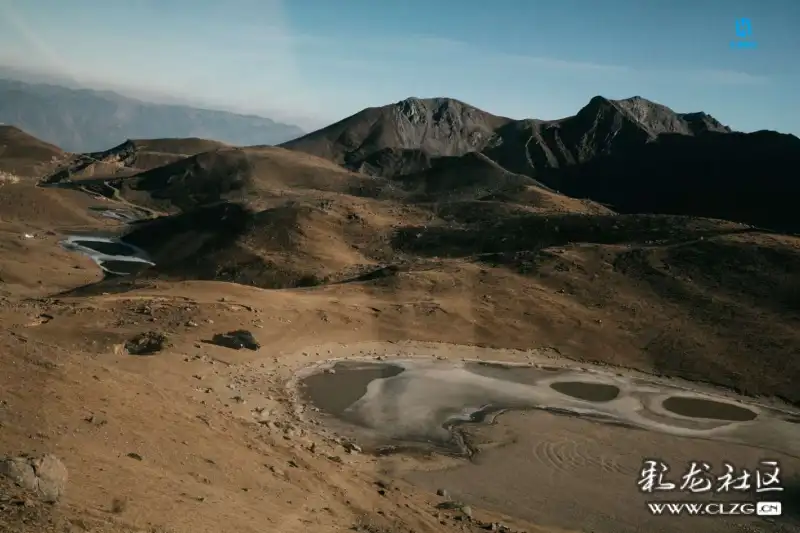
[0, 77, 304, 152]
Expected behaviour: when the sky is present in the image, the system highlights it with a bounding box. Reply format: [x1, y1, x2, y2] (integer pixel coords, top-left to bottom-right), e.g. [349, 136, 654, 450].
[0, 0, 798, 134]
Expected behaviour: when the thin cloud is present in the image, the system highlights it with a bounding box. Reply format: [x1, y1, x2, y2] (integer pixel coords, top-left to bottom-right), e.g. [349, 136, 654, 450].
[683, 69, 769, 85]
[496, 53, 632, 73]
[632, 65, 770, 86]
[310, 33, 766, 84]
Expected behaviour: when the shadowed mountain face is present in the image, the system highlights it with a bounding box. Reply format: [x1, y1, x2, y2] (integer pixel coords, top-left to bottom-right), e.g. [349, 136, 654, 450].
[0, 78, 305, 153]
[281, 97, 512, 176]
[281, 95, 732, 178]
[282, 95, 798, 232]
[483, 96, 732, 176]
[542, 131, 800, 233]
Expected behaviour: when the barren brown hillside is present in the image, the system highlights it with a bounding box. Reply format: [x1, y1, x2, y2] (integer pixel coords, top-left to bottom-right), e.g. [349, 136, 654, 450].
[0, 125, 65, 176]
[2, 107, 799, 533]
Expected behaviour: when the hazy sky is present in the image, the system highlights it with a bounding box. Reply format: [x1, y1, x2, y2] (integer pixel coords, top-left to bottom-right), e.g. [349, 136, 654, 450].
[0, 0, 798, 133]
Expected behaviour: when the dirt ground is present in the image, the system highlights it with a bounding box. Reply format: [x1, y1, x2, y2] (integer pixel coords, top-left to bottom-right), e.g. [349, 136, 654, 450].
[0, 279, 584, 533]
[1, 144, 799, 532]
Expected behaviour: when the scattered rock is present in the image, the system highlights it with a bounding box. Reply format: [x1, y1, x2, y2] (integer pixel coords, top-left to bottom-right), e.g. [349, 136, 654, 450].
[210, 330, 260, 351]
[436, 488, 450, 499]
[124, 331, 169, 355]
[84, 413, 107, 426]
[110, 497, 127, 513]
[126, 452, 143, 461]
[342, 441, 362, 454]
[0, 454, 68, 503]
[435, 501, 463, 511]
[482, 523, 512, 532]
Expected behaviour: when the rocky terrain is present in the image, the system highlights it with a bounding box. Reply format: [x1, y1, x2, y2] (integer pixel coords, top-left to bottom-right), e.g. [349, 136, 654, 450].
[283, 95, 799, 231]
[281, 95, 731, 177]
[1, 94, 798, 533]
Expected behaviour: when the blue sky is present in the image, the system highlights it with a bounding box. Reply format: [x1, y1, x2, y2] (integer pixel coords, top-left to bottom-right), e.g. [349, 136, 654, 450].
[0, 0, 798, 134]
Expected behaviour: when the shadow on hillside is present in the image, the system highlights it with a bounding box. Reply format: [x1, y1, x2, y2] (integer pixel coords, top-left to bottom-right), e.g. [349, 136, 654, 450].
[392, 213, 762, 257]
[539, 131, 800, 234]
[58, 201, 347, 295]
[393, 211, 800, 313]
[121, 149, 253, 211]
[614, 238, 800, 316]
[775, 476, 800, 525]
[121, 201, 251, 251]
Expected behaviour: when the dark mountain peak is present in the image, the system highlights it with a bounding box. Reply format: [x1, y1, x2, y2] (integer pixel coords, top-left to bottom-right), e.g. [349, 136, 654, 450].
[575, 95, 730, 137]
[395, 96, 460, 107]
[607, 96, 683, 129]
[681, 111, 711, 120]
[282, 97, 511, 175]
[389, 96, 507, 126]
[283, 94, 739, 180]
[678, 112, 732, 134]
[585, 95, 612, 105]
[579, 95, 666, 114]
[393, 97, 460, 124]
[576, 95, 614, 115]
[393, 96, 482, 112]
[613, 95, 649, 105]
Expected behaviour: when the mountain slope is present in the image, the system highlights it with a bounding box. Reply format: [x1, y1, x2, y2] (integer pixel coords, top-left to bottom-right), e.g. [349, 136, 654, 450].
[281, 97, 512, 176]
[108, 146, 390, 213]
[540, 130, 800, 232]
[483, 95, 731, 176]
[0, 125, 65, 176]
[283, 95, 800, 231]
[0, 78, 305, 152]
[38, 137, 235, 185]
[281, 95, 730, 178]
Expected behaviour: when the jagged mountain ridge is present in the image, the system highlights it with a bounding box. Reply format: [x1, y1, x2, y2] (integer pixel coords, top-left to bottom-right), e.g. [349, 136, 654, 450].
[281, 97, 510, 175]
[484, 95, 732, 177]
[282, 94, 800, 231]
[281, 95, 732, 178]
